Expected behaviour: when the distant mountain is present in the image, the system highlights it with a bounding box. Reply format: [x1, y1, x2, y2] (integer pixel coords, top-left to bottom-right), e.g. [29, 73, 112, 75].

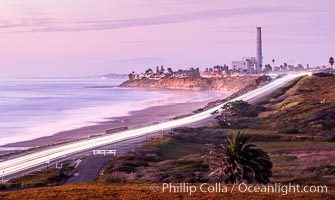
[93, 73, 128, 79]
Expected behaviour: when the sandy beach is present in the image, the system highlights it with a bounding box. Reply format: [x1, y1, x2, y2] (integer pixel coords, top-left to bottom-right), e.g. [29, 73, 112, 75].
[1, 90, 231, 148]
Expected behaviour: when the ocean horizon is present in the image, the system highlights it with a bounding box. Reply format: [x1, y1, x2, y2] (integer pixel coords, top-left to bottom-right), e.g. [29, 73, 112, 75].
[0, 78, 216, 146]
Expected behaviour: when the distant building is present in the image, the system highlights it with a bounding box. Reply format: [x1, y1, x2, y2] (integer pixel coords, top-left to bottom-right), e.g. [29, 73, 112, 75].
[231, 27, 263, 73]
[255, 27, 263, 72]
[202, 65, 229, 78]
[173, 68, 200, 78]
[134, 73, 145, 80]
[231, 57, 257, 72]
[128, 66, 200, 80]
[148, 73, 166, 80]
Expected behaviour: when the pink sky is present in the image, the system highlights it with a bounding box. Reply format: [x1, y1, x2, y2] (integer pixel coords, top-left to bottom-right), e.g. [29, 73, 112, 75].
[0, 0, 334, 77]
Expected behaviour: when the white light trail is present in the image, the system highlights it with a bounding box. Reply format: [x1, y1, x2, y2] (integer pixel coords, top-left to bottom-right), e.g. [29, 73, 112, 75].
[0, 73, 307, 177]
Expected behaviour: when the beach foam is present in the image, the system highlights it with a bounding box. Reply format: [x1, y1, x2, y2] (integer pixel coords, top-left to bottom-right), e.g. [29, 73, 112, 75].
[0, 78, 224, 146]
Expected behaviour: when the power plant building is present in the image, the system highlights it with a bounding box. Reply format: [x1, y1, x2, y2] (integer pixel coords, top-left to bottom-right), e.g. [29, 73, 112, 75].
[232, 57, 257, 72]
[231, 27, 263, 73]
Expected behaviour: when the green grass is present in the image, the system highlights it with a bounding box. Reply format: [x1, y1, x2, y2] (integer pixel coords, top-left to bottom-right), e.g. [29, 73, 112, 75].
[0, 166, 75, 190]
[254, 142, 335, 153]
[247, 75, 335, 135]
[138, 137, 203, 160]
[256, 76, 304, 106]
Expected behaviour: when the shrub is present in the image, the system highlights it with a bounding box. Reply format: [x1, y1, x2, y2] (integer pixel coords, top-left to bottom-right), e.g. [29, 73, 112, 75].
[324, 136, 335, 142]
[280, 128, 300, 134]
[313, 72, 334, 77]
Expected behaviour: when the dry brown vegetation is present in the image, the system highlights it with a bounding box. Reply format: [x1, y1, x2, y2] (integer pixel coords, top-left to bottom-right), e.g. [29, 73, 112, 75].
[0, 184, 334, 200]
[120, 75, 266, 91]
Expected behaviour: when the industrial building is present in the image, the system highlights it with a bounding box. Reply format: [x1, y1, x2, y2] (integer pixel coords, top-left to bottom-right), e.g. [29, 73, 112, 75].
[231, 27, 263, 73]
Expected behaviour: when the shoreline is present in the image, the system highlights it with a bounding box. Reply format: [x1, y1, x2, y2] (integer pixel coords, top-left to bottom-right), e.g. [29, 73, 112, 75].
[1, 91, 231, 149]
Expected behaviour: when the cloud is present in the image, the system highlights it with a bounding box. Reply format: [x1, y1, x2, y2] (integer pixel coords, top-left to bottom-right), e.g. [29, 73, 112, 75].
[0, 5, 306, 33]
[0, 17, 57, 29]
[112, 57, 171, 66]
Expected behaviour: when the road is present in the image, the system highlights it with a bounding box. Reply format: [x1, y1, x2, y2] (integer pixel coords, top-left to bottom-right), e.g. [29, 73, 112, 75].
[0, 73, 309, 180]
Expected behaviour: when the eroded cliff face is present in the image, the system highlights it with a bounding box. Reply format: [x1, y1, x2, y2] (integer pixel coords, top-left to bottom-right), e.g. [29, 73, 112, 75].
[120, 76, 268, 92]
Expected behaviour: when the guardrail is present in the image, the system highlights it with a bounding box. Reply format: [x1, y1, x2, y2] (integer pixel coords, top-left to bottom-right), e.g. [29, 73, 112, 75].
[93, 150, 117, 156]
[106, 127, 128, 134]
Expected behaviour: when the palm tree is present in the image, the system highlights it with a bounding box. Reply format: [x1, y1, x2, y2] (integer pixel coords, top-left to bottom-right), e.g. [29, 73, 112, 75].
[167, 68, 173, 74]
[272, 59, 275, 67]
[329, 57, 334, 67]
[207, 132, 272, 184]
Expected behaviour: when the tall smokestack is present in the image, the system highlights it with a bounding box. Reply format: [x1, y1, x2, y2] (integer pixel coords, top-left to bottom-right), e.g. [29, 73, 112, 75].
[256, 27, 262, 72]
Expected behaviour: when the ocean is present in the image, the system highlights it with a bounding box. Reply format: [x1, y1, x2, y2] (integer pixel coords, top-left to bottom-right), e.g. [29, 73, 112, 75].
[0, 78, 214, 146]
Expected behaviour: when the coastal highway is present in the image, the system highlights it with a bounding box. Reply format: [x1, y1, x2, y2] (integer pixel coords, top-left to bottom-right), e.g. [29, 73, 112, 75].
[0, 73, 309, 179]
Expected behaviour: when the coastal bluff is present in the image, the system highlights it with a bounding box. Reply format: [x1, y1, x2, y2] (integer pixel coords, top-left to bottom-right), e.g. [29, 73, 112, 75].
[120, 76, 269, 91]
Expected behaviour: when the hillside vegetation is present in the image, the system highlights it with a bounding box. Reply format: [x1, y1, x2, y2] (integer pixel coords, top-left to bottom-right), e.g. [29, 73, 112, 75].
[0, 184, 334, 200]
[248, 73, 335, 136]
[100, 73, 335, 187]
[120, 76, 270, 91]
